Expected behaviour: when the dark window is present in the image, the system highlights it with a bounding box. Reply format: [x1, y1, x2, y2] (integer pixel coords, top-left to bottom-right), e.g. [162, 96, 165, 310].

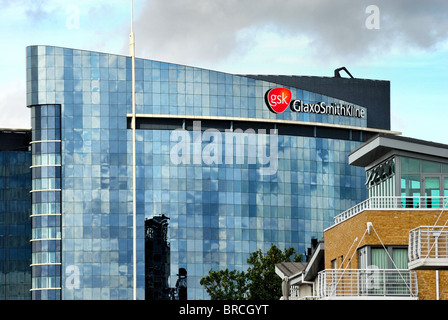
[128, 116, 372, 142]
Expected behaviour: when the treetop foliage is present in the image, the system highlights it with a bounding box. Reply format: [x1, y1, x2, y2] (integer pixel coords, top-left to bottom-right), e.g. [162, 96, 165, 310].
[200, 244, 304, 300]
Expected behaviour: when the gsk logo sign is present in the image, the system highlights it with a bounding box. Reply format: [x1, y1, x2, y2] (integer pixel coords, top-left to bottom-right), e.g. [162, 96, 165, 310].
[265, 87, 292, 114]
[265, 87, 366, 119]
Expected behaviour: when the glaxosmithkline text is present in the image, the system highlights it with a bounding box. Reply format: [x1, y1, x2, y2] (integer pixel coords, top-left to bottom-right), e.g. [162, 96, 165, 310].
[290, 99, 365, 119]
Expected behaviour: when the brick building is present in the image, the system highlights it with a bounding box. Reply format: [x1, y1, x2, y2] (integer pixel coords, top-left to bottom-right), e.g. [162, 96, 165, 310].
[277, 134, 448, 300]
[325, 209, 448, 300]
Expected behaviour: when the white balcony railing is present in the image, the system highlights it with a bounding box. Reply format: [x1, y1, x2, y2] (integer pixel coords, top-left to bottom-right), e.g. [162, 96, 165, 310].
[316, 269, 418, 299]
[409, 226, 448, 270]
[334, 196, 448, 225]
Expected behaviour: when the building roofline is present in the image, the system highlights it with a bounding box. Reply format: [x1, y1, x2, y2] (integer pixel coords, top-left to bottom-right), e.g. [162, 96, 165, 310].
[303, 241, 324, 281]
[245, 74, 390, 85]
[0, 128, 31, 133]
[275, 241, 325, 285]
[349, 134, 448, 168]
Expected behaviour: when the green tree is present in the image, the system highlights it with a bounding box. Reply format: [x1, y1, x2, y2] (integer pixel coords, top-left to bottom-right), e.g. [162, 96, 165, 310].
[200, 244, 303, 300]
[199, 268, 248, 300]
[246, 245, 303, 300]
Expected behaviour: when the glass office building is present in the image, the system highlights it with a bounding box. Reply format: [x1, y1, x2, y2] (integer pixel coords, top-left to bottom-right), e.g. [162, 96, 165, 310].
[26, 45, 396, 300]
[0, 129, 32, 300]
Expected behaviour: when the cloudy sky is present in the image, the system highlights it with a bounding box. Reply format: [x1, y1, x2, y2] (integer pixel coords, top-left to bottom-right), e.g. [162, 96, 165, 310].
[0, 0, 447, 143]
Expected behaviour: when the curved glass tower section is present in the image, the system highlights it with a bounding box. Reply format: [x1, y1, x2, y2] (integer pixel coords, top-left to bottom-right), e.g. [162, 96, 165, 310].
[26, 45, 394, 300]
[29, 104, 62, 300]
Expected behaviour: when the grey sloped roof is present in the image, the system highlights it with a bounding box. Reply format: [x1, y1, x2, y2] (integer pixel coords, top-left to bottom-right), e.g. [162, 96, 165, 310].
[276, 242, 325, 283]
[275, 262, 307, 278]
[349, 134, 448, 168]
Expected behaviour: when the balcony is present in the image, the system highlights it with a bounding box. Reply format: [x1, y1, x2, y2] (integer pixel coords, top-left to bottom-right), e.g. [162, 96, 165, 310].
[334, 196, 448, 225]
[409, 226, 448, 270]
[315, 269, 418, 300]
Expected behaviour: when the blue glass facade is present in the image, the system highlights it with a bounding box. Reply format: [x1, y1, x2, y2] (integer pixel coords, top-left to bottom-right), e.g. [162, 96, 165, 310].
[0, 131, 32, 300]
[26, 45, 391, 300]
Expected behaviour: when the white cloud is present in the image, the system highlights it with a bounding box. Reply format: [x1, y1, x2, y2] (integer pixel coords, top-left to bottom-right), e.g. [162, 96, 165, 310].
[0, 0, 447, 145]
[0, 78, 29, 129]
[131, 0, 448, 69]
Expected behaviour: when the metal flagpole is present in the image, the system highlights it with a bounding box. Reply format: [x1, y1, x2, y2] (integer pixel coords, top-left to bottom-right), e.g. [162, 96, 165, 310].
[130, 0, 137, 300]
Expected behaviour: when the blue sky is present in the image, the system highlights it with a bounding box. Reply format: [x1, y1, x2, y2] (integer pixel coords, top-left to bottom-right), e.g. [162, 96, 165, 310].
[0, 0, 447, 144]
